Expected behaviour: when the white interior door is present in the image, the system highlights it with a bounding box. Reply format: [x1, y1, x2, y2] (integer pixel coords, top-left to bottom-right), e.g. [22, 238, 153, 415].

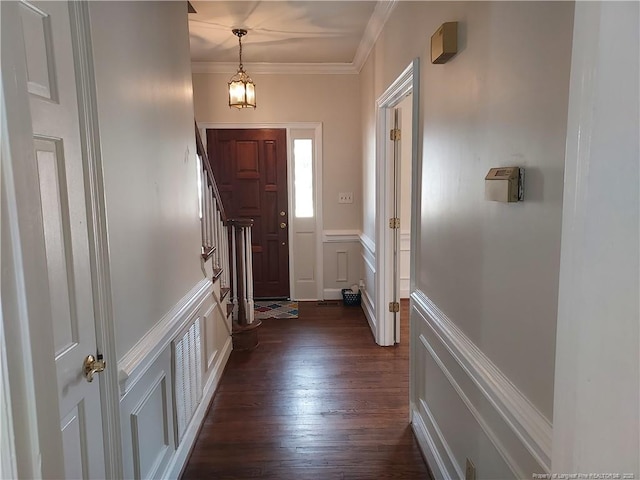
[391, 109, 400, 343]
[19, 1, 106, 477]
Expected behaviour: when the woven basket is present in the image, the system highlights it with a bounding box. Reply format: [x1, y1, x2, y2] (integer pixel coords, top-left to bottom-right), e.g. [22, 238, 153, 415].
[341, 288, 361, 306]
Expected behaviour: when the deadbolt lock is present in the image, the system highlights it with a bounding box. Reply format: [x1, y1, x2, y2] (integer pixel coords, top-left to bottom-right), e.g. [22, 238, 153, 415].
[83, 354, 106, 383]
[280, 211, 286, 217]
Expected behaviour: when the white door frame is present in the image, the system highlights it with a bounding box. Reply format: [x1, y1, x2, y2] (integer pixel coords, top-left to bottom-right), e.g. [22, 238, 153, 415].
[1, 2, 122, 477]
[198, 122, 324, 301]
[374, 59, 420, 346]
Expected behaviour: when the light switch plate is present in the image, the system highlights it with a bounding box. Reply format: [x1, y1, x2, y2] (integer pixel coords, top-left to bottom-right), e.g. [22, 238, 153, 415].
[338, 192, 353, 204]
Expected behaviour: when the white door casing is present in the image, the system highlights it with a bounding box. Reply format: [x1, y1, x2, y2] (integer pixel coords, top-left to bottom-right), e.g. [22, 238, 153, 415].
[199, 122, 324, 301]
[375, 59, 420, 346]
[391, 108, 400, 343]
[19, 1, 106, 476]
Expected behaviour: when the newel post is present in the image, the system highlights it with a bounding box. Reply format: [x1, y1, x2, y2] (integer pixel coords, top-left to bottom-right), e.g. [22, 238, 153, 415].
[228, 218, 261, 350]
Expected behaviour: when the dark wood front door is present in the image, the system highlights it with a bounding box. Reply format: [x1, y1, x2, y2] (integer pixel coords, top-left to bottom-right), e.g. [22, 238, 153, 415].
[207, 128, 290, 299]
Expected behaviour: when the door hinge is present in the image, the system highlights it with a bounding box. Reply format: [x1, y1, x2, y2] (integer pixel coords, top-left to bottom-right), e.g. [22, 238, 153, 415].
[390, 128, 401, 141]
[389, 217, 400, 229]
[389, 301, 400, 313]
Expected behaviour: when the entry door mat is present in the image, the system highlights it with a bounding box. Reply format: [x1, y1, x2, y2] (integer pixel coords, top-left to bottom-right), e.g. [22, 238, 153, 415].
[254, 301, 299, 319]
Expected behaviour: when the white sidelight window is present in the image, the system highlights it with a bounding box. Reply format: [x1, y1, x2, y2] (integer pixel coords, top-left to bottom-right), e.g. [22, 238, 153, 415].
[293, 139, 314, 218]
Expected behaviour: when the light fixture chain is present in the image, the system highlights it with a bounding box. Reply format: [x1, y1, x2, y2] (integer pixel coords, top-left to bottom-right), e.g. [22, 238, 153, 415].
[238, 34, 243, 70]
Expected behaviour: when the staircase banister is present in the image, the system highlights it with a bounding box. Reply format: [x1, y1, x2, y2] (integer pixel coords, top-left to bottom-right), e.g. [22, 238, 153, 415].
[195, 120, 227, 222]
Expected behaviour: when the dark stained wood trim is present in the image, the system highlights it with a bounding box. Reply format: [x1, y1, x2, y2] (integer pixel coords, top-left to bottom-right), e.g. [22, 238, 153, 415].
[226, 218, 254, 228]
[220, 287, 231, 302]
[212, 267, 223, 282]
[201, 245, 216, 261]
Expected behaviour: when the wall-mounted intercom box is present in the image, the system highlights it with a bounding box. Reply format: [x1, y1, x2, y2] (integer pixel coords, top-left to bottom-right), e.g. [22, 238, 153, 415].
[485, 167, 524, 202]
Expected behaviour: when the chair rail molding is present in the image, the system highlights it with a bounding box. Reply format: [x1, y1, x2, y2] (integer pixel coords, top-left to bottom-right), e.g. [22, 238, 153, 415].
[322, 229, 361, 243]
[359, 232, 375, 256]
[411, 289, 552, 472]
[118, 278, 212, 394]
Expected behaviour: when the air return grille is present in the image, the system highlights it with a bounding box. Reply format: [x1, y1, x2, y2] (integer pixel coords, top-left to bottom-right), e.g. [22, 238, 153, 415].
[172, 318, 202, 442]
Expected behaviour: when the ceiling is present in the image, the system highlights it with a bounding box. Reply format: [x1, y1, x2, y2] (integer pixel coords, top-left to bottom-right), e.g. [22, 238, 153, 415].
[189, 1, 396, 74]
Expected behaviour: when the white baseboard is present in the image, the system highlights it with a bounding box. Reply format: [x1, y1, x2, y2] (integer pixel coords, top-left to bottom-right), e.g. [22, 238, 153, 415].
[361, 289, 376, 340]
[162, 335, 232, 479]
[411, 403, 460, 480]
[323, 288, 344, 300]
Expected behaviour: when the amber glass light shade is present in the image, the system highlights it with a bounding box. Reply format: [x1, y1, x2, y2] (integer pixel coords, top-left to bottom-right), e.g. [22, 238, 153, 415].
[228, 69, 256, 109]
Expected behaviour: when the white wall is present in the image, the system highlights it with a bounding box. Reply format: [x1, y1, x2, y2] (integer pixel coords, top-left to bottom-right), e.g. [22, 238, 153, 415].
[89, 1, 203, 359]
[88, 3, 233, 478]
[192, 73, 361, 231]
[192, 72, 363, 296]
[552, 2, 639, 474]
[361, 1, 574, 476]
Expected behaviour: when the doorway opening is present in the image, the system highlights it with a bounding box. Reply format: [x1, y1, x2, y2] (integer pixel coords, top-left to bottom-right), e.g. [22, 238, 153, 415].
[375, 59, 420, 346]
[207, 128, 290, 299]
[394, 93, 414, 343]
[200, 123, 323, 302]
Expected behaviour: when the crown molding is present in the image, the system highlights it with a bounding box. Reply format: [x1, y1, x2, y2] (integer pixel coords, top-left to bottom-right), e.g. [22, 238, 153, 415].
[352, 0, 398, 72]
[191, 0, 397, 76]
[192, 61, 358, 75]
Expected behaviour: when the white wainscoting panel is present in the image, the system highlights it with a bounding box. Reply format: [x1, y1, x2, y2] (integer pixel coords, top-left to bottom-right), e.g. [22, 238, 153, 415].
[360, 288, 376, 341]
[119, 278, 232, 479]
[411, 400, 462, 480]
[202, 304, 216, 371]
[119, 347, 175, 480]
[360, 233, 376, 339]
[410, 290, 551, 478]
[399, 232, 410, 298]
[118, 279, 212, 394]
[336, 250, 348, 282]
[323, 232, 362, 297]
[130, 374, 170, 480]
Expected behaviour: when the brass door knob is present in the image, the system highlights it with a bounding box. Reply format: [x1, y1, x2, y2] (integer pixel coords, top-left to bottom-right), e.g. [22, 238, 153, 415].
[280, 222, 287, 229]
[83, 354, 106, 383]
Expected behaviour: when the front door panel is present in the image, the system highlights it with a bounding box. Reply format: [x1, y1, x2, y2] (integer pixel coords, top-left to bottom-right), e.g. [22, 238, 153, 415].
[208, 129, 290, 299]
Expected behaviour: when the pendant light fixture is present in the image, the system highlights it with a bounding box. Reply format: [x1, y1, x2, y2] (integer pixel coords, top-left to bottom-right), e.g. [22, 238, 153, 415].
[228, 29, 256, 109]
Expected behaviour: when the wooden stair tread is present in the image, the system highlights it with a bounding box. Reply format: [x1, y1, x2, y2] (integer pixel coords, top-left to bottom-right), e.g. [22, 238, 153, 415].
[220, 287, 230, 301]
[212, 268, 223, 282]
[201, 245, 216, 261]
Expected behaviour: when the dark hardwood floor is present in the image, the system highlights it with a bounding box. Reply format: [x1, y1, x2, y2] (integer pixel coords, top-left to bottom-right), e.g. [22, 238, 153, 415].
[181, 300, 432, 479]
